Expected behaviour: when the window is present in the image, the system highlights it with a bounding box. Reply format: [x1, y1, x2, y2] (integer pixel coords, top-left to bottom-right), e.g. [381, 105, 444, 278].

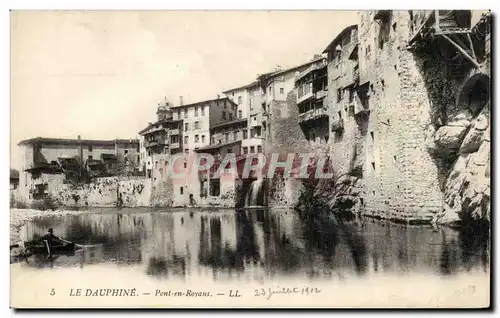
[195, 135, 200, 143]
[195, 121, 200, 129]
[224, 103, 227, 109]
[184, 149, 189, 154]
[243, 147, 248, 154]
[337, 88, 342, 102]
[124, 150, 128, 155]
[238, 96, 242, 105]
[184, 136, 189, 144]
[227, 148, 233, 153]
[243, 130, 248, 139]
[249, 98, 252, 110]
[269, 87, 272, 94]
[201, 135, 206, 143]
[180, 187, 184, 195]
[177, 109, 181, 118]
[184, 109, 188, 119]
[257, 145, 262, 153]
[210, 179, 220, 197]
[225, 133, 229, 142]
[229, 113, 233, 120]
[88, 145, 93, 152]
[370, 131, 374, 142]
[252, 115, 257, 122]
[371, 162, 376, 171]
[185, 123, 189, 131]
[250, 146, 255, 153]
[211, 136, 215, 144]
[280, 88, 284, 94]
[88, 155, 93, 160]
[222, 111, 226, 120]
[195, 106, 199, 116]
[238, 110, 242, 118]
[233, 131, 238, 140]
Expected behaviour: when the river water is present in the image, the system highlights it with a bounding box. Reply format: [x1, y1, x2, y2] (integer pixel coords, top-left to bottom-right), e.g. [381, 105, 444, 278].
[17, 208, 489, 283]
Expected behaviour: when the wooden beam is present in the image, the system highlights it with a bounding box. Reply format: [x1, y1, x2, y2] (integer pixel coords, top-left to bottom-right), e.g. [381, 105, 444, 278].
[440, 34, 480, 68]
[466, 33, 477, 60]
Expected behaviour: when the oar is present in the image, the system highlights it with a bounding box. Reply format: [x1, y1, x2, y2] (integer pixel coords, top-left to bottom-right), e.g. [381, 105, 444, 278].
[44, 240, 51, 259]
[58, 237, 102, 249]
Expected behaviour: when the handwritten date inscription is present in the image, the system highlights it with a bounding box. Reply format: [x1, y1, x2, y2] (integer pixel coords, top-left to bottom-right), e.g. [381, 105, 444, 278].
[254, 286, 321, 300]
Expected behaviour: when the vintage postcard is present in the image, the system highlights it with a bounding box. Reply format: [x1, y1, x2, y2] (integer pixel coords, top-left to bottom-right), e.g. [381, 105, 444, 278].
[10, 10, 491, 309]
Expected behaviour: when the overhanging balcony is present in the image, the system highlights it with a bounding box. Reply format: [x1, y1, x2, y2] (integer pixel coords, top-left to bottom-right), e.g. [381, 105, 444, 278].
[170, 142, 180, 149]
[298, 107, 328, 124]
[408, 10, 479, 68]
[169, 128, 180, 135]
[315, 89, 327, 100]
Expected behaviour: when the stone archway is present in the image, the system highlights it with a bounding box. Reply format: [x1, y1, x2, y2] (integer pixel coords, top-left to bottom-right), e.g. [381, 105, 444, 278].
[456, 73, 490, 117]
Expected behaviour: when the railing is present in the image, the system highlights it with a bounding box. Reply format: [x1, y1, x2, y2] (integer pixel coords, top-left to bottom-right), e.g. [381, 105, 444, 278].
[297, 91, 314, 105]
[169, 129, 180, 135]
[170, 142, 181, 149]
[315, 89, 327, 100]
[298, 107, 328, 123]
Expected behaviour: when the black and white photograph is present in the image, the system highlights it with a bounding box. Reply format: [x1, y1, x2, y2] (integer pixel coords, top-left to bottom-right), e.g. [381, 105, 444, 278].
[9, 9, 492, 308]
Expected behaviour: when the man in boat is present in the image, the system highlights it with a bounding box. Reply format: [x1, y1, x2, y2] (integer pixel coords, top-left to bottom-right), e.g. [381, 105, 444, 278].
[40, 228, 63, 246]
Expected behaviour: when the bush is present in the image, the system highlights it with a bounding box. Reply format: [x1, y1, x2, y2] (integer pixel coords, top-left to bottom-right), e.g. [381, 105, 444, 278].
[29, 195, 60, 211]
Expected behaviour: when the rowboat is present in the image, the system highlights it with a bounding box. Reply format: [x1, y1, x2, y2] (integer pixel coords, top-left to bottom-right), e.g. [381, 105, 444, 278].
[24, 240, 77, 255]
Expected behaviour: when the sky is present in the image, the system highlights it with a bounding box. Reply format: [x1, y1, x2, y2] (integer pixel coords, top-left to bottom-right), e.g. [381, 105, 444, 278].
[10, 10, 358, 169]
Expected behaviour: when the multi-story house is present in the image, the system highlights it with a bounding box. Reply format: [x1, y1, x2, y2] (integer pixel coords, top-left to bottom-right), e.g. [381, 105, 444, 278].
[223, 81, 266, 155]
[138, 101, 183, 180]
[168, 96, 238, 205]
[323, 24, 361, 175]
[257, 57, 327, 151]
[294, 57, 328, 145]
[171, 96, 237, 154]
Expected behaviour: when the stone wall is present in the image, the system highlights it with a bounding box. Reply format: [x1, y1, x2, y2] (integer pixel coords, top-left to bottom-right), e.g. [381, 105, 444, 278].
[24, 174, 159, 208]
[323, 10, 490, 224]
[266, 92, 314, 208]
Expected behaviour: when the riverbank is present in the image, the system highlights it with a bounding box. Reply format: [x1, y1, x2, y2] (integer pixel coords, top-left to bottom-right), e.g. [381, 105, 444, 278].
[10, 208, 87, 246]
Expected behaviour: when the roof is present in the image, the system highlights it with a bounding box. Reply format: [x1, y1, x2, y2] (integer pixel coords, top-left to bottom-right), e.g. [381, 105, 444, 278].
[210, 118, 248, 130]
[195, 140, 241, 152]
[222, 81, 259, 94]
[323, 24, 358, 53]
[138, 118, 183, 135]
[18, 137, 139, 147]
[257, 56, 326, 83]
[170, 97, 237, 109]
[295, 60, 328, 83]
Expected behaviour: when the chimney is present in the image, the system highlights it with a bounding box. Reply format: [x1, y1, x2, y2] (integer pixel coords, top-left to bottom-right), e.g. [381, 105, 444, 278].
[179, 96, 184, 106]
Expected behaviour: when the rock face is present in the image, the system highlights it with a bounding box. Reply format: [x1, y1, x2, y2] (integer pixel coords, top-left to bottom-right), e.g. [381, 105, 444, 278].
[434, 112, 472, 152]
[438, 104, 490, 226]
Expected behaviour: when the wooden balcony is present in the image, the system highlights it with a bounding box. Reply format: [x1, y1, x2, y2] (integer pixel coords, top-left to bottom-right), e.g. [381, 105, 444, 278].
[298, 107, 328, 124]
[408, 10, 479, 68]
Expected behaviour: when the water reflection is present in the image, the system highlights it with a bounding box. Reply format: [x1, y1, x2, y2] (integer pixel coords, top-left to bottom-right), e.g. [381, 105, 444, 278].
[20, 208, 489, 282]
